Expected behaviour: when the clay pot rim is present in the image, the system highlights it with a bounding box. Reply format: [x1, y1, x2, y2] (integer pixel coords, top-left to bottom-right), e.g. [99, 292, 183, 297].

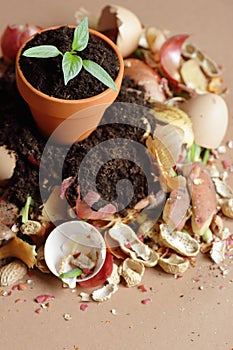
[15, 25, 124, 104]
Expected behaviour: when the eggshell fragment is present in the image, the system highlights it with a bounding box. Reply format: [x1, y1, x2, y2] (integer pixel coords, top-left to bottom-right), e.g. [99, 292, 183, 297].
[181, 93, 228, 149]
[98, 5, 142, 57]
[0, 146, 16, 185]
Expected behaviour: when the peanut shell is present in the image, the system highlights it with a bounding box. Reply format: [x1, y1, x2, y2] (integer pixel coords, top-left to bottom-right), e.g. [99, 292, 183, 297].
[0, 259, 27, 286]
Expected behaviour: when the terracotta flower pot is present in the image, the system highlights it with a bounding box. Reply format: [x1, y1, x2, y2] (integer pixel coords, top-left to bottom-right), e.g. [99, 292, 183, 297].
[15, 26, 124, 144]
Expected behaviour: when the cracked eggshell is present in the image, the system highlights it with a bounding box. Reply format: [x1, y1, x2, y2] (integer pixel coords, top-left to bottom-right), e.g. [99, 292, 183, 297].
[98, 5, 142, 57]
[0, 146, 16, 185]
[44, 220, 106, 283]
[181, 93, 228, 149]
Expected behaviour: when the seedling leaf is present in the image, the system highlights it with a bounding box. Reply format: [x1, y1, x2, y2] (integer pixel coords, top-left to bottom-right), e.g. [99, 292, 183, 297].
[72, 17, 89, 52]
[23, 45, 61, 58]
[62, 52, 82, 85]
[82, 59, 117, 91]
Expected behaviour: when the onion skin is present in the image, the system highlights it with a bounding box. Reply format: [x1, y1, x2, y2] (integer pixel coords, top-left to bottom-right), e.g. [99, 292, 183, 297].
[1, 24, 41, 62]
[159, 34, 189, 85]
[124, 58, 166, 102]
[78, 252, 113, 288]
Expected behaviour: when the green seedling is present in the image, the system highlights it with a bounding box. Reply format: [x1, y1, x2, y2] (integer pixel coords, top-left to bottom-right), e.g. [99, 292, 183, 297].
[23, 17, 117, 90]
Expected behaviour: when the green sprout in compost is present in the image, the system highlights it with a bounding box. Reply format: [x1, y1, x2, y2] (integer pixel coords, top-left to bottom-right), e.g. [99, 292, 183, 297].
[22, 17, 117, 90]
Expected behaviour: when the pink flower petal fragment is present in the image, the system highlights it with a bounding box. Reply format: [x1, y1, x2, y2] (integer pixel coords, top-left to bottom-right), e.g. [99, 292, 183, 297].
[35, 294, 55, 303]
[141, 298, 152, 305]
[80, 303, 88, 311]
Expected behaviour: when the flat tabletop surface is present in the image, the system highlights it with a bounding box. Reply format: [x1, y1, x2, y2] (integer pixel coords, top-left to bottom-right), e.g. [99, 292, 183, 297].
[0, 1, 233, 349]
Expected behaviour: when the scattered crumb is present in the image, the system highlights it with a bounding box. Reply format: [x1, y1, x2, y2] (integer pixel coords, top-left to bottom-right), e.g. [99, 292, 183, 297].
[137, 284, 148, 292]
[26, 279, 33, 285]
[35, 294, 55, 303]
[79, 292, 91, 302]
[35, 307, 42, 314]
[14, 298, 26, 303]
[12, 283, 27, 291]
[111, 308, 118, 315]
[63, 313, 72, 321]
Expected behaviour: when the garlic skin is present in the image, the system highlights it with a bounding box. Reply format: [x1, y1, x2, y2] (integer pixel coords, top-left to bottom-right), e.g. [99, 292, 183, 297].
[98, 5, 142, 58]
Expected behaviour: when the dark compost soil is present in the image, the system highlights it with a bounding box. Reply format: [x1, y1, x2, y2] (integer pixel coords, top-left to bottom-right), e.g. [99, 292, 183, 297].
[0, 59, 161, 218]
[19, 26, 120, 99]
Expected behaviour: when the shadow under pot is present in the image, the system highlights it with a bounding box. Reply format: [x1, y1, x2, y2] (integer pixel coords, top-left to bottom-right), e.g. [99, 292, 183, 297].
[15, 24, 124, 144]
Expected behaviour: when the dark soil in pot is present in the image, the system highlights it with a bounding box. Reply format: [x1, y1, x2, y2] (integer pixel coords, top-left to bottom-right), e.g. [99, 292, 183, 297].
[19, 26, 120, 99]
[0, 61, 161, 218]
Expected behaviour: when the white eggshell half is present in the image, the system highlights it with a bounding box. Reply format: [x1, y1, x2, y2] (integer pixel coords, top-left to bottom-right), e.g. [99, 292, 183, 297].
[0, 146, 16, 184]
[181, 93, 229, 149]
[44, 220, 106, 282]
[98, 5, 142, 57]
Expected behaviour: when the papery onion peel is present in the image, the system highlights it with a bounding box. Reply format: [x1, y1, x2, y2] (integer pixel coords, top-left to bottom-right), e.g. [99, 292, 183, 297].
[1, 24, 42, 62]
[159, 34, 189, 85]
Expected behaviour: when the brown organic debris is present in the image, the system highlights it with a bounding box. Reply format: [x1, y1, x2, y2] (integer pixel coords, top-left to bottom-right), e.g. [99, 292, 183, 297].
[0, 236, 37, 268]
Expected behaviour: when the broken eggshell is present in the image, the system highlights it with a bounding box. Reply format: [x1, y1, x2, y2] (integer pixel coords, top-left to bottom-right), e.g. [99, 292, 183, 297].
[181, 93, 229, 149]
[0, 146, 16, 185]
[44, 220, 106, 288]
[98, 5, 142, 57]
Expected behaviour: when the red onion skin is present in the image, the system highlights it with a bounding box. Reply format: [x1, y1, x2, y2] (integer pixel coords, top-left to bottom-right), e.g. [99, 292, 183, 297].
[159, 34, 189, 85]
[78, 253, 113, 288]
[1, 24, 41, 62]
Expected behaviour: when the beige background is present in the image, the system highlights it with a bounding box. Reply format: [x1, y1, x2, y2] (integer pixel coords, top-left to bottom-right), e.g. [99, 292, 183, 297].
[1, 1, 233, 349]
